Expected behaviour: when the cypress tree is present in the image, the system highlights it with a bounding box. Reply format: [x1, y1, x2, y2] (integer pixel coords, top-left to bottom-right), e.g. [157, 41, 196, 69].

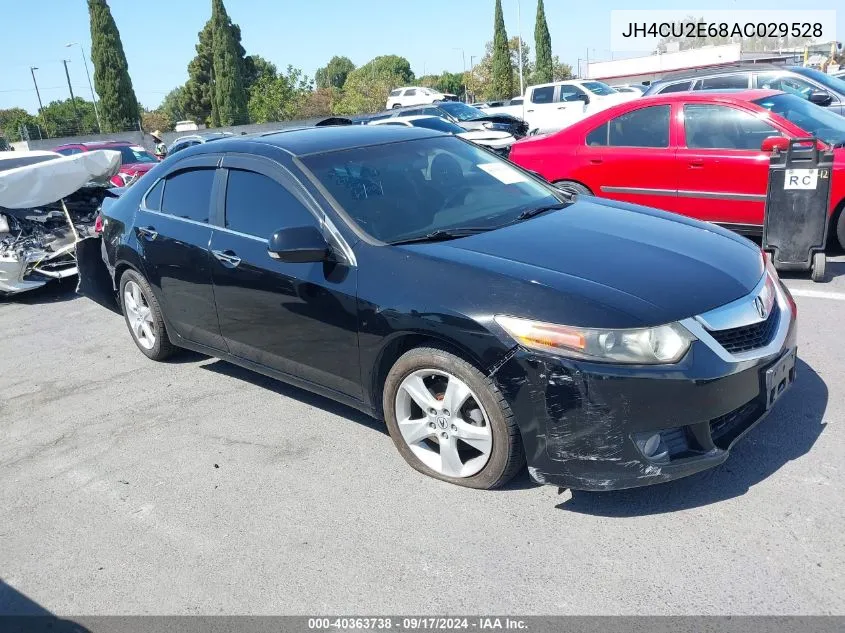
[88, 0, 139, 132]
[491, 0, 514, 99]
[210, 0, 249, 126]
[184, 20, 215, 126]
[534, 0, 553, 84]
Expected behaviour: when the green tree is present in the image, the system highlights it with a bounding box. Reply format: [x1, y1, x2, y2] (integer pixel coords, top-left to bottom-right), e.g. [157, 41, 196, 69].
[159, 86, 186, 123]
[41, 97, 99, 137]
[490, 0, 513, 99]
[243, 54, 278, 90]
[247, 65, 312, 123]
[183, 20, 214, 125]
[210, 0, 249, 125]
[0, 107, 43, 142]
[534, 0, 553, 84]
[475, 37, 529, 100]
[334, 55, 415, 114]
[298, 87, 339, 118]
[552, 57, 573, 81]
[315, 56, 356, 89]
[88, 0, 140, 132]
[141, 109, 173, 133]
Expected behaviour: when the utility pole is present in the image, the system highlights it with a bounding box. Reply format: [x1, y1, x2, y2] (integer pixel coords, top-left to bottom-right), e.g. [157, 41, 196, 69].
[66, 42, 102, 133]
[62, 59, 82, 132]
[30, 66, 47, 138]
[517, 0, 524, 95]
[454, 47, 467, 102]
[469, 55, 477, 102]
[586, 47, 590, 79]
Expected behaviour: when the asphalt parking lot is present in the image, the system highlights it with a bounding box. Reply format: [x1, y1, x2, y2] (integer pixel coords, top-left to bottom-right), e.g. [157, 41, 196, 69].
[1, 257, 844, 616]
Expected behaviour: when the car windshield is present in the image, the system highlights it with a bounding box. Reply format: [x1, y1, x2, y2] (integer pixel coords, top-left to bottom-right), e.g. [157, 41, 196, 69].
[115, 145, 158, 164]
[301, 136, 563, 244]
[791, 66, 845, 95]
[410, 117, 466, 134]
[753, 93, 845, 145]
[582, 81, 618, 96]
[435, 101, 486, 121]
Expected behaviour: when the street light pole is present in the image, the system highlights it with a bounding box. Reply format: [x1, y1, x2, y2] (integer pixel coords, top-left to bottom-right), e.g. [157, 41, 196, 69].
[517, 0, 524, 95]
[66, 42, 102, 133]
[62, 59, 82, 132]
[453, 47, 467, 102]
[30, 66, 46, 140]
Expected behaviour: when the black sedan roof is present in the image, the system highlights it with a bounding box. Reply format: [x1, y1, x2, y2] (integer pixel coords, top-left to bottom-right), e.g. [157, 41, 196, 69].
[200, 124, 443, 158]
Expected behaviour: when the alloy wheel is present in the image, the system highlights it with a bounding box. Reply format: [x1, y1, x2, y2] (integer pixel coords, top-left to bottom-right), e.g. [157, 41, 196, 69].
[124, 280, 156, 350]
[394, 369, 493, 478]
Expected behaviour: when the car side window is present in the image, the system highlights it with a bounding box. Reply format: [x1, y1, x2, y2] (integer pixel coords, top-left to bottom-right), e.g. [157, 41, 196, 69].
[510, 98, 523, 105]
[390, 89, 402, 97]
[607, 105, 670, 148]
[696, 74, 750, 90]
[405, 89, 417, 96]
[757, 73, 817, 100]
[684, 104, 778, 150]
[160, 168, 215, 223]
[558, 85, 586, 102]
[659, 81, 692, 93]
[586, 123, 608, 146]
[224, 169, 316, 239]
[57, 148, 80, 156]
[144, 179, 165, 211]
[530, 86, 555, 104]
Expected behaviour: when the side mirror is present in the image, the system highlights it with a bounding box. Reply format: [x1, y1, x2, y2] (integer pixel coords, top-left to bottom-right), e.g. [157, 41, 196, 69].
[761, 136, 790, 153]
[577, 93, 591, 104]
[268, 226, 329, 263]
[809, 90, 833, 106]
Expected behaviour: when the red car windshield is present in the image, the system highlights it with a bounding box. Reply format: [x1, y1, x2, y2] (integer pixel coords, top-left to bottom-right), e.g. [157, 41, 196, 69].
[753, 93, 845, 146]
[112, 145, 158, 165]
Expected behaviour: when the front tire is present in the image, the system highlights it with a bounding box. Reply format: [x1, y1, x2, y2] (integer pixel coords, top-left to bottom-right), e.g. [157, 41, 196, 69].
[383, 347, 525, 489]
[119, 269, 176, 361]
[811, 251, 826, 282]
[836, 207, 845, 251]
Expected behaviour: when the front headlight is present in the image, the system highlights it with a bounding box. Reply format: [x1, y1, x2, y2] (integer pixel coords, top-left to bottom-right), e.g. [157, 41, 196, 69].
[494, 315, 695, 364]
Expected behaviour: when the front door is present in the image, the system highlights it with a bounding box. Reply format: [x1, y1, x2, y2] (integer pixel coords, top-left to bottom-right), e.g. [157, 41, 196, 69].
[208, 157, 361, 398]
[675, 103, 774, 228]
[134, 160, 226, 350]
[580, 103, 678, 211]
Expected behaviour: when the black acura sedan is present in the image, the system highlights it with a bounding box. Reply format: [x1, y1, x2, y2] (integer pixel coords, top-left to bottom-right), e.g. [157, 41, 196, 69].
[81, 125, 797, 491]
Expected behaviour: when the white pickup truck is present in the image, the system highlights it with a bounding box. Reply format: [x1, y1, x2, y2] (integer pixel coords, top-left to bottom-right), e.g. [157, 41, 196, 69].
[482, 80, 639, 135]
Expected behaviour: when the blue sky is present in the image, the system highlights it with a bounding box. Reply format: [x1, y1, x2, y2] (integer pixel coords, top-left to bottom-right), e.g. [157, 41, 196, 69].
[2, 0, 843, 112]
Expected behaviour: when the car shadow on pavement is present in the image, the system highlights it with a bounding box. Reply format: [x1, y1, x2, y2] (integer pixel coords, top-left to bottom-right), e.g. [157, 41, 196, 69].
[200, 359, 387, 435]
[0, 578, 91, 632]
[0, 277, 79, 306]
[556, 359, 827, 516]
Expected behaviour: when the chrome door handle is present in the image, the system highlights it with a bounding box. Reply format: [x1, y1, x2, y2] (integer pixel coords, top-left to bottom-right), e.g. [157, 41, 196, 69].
[212, 249, 241, 267]
[137, 226, 158, 240]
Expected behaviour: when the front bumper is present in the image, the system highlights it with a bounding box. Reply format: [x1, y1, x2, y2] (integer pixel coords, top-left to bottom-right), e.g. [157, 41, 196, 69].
[492, 279, 798, 491]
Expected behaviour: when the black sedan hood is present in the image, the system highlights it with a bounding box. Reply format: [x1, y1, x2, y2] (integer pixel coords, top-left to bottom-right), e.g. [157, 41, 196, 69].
[470, 113, 525, 125]
[408, 198, 764, 327]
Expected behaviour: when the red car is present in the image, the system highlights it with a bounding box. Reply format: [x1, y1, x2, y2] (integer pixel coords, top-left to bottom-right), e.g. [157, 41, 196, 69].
[509, 89, 845, 249]
[53, 140, 159, 187]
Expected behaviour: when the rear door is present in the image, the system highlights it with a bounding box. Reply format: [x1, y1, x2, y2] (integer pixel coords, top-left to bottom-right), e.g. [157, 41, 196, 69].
[523, 85, 559, 132]
[134, 154, 226, 350]
[676, 103, 775, 227]
[579, 103, 677, 211]
[208, 155, 361, 398]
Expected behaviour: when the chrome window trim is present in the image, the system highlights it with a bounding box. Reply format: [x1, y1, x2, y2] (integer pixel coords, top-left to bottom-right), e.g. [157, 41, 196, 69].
[681, 272, 792, 363]
[138, 206, 212, 229]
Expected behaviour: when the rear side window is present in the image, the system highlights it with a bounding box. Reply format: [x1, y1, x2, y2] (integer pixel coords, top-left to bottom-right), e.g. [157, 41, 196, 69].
[56, 147, 81, 156]
[658, 81, 692, 94]
[510, 98, 523, 105]
[160, 168, 215, 223]
[144, 179, 164, 210]
[224, 169, 315, 239]
[405, 89, 417, 96]
[607, 105, 670, 148]
[390, 89, 402, 96]
[586, 123, 608, 146]
[531, 86, 555, 104]
[696, 74, 750, 90]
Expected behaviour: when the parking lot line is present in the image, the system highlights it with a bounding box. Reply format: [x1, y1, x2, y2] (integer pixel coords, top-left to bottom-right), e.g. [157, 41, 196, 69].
[787, 288, 845, 301]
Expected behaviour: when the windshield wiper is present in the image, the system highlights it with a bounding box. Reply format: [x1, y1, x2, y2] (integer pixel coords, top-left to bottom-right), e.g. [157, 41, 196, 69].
[389, 227, 491, 245]
[511, 202, 570, 223]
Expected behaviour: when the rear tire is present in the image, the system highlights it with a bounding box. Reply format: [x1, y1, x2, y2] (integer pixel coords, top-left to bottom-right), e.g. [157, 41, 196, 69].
[552, 180, 592, 196]
[391, 103, 401, 109]
[836, 207, 845, 251]
[119, 269, 176, 361]
[383, 347, 525, 489]
[811, 251, 826, 282]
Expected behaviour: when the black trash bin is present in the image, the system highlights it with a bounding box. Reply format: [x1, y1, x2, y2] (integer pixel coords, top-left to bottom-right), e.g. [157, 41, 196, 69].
[763, 137, 832, 282]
